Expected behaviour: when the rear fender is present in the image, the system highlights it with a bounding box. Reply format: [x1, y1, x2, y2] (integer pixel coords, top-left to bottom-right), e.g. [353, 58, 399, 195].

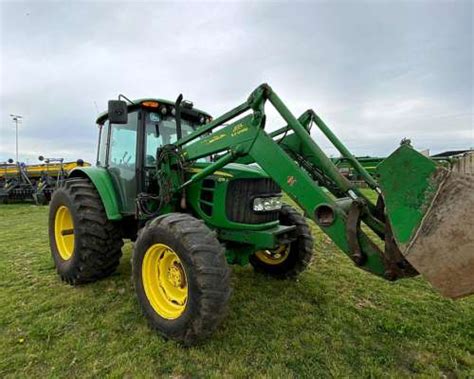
[68, 167, 122, 220]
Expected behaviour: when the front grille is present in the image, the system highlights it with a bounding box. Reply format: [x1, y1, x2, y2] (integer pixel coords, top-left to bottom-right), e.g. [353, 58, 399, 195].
[199, 178, 216, 216]
[226, 178, 280, 224]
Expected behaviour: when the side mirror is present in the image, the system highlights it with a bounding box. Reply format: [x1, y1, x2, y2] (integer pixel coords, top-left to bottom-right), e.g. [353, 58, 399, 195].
[108, 100, 128, 124]
[38, 155, 44, 162]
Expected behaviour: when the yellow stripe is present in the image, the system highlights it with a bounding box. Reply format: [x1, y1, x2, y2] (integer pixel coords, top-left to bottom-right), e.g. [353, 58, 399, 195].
[187, 168, 233, 178]
[0, 162, 90, 179]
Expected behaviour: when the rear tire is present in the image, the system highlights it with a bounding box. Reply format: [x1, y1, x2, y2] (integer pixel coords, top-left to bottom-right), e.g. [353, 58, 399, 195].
[49, 177, 123, 285]
[133, 213, 231, 345]
[250, 205, 314, 279]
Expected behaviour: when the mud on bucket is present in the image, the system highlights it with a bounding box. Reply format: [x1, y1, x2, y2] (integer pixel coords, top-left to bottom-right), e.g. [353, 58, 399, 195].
[377, 145, 474, 299]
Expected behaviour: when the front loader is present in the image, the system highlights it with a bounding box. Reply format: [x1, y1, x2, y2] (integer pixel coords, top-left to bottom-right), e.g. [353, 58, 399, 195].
[48, 84, 474, 345]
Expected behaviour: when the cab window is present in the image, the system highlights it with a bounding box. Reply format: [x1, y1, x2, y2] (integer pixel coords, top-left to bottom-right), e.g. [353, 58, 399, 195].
[109, 112, 138, 168]
[107, 111, 138, 214]
[97, 123, 109, 166]
[144, 112, 197, 166]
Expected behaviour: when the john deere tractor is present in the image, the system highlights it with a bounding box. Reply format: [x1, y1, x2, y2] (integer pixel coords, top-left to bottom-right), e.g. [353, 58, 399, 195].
[49, 84, 474, 345]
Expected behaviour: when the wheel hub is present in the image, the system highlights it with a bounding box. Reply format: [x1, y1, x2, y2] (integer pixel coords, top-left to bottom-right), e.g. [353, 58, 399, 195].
[54, 205, 75, 260]
[255, 244, 289, 265]
[142, 244, 188, 320]
[167, 262, 186, 288]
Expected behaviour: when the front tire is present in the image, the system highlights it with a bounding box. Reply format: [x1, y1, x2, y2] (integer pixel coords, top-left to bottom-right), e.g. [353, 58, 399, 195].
[133, 213, 231, 345]
[49, 177, 123, 284]
[250, 205, 314, 279]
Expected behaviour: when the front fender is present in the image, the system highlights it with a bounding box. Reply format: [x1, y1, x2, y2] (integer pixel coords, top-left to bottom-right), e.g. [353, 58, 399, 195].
[69, 167, 122, 220]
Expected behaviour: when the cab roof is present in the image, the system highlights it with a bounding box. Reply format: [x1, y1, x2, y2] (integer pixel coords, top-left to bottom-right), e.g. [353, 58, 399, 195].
[95, 98, 212, 125]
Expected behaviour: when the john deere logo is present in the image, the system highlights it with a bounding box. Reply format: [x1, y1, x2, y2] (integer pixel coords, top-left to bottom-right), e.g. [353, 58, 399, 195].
[231, 124, 248, 137]
[205, 133, 226, 144]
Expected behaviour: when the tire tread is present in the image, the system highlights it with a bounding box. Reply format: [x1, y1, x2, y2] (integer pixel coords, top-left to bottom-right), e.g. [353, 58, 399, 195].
[50, 177, 123, 285]
[134, 213, 231, 345]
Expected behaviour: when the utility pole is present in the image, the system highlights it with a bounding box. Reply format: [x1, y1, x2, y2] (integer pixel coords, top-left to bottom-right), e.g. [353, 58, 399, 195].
[9, 114, 22, 162]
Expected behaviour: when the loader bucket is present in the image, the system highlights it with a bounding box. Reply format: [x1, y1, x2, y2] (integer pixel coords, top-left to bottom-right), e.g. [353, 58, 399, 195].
[377, 145, 474, 299]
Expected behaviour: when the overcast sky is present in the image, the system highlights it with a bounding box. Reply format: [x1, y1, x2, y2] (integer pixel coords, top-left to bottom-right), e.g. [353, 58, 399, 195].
[1, 0, 472, 164]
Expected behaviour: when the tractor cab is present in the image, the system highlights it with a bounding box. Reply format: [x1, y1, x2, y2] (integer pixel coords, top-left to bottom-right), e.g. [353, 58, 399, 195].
[95, 98, 212, 214]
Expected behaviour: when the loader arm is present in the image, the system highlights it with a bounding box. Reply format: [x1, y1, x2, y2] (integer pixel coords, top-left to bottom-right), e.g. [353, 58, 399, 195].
[171, 84, 473, 298]
[175, 84, 413, 280]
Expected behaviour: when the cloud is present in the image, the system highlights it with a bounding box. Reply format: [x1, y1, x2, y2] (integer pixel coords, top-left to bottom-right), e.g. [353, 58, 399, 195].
[0, 1, 472, 164]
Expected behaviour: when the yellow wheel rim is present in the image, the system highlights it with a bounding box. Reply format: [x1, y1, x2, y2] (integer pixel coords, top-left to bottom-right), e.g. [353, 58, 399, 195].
[255, 244, 289, 265]
[142, 243, 188, 320]
[54, 205, 75, 260]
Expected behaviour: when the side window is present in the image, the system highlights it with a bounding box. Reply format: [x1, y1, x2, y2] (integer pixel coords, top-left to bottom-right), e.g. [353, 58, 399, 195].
[108, 112, 138, 169]
[97, 122, 109, 166]
[145, 112, 163, 167]
[107, 111, 138, 214]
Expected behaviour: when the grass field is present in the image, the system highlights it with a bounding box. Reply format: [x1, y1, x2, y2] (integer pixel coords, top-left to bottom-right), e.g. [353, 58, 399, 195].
[0, 201, 473, 378]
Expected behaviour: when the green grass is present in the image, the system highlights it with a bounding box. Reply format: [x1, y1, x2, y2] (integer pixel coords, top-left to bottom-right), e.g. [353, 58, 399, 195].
[0, 202, 473, 378]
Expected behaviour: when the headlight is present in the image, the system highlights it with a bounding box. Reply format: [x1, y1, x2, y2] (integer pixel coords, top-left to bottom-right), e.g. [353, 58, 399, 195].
[253, 196, 282, 212]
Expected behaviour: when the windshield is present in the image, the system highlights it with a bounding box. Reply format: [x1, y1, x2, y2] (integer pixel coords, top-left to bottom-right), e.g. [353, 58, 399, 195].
[145, 112, 197, 166]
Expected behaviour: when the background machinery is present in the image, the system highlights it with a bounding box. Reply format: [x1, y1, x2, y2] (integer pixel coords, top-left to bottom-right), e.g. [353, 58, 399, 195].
[0, 157, 88, 204]
[48, 84, 474, 345]
[332, 153, 465, 185]
[0, 160, 34, 203]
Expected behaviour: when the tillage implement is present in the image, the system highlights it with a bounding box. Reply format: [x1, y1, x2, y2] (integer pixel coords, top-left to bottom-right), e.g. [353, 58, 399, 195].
[48, 85, 474, 345]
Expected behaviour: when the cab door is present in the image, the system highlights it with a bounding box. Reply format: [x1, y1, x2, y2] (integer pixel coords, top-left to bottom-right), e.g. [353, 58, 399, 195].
[107, 111, 139, 214]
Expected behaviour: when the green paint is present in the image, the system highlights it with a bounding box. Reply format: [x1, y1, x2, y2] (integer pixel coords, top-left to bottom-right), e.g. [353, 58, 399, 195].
[218, 224, 296, 250]
[185, 163, 280, 232]
[83, 84, 449, 280]
[176, 84, 389, 276]
[376, 145, 442, 249]
[183, 114, 260, 160]
[69, 167, 122, 220]
[248, 130, 386, 276]
[220, 225, 296, 266]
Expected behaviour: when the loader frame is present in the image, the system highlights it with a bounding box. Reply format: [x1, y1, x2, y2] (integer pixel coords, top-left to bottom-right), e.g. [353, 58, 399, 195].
[157, 84, 416, 280]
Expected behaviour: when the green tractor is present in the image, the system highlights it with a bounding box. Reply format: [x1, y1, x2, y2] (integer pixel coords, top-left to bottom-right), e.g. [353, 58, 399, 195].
[49, 85, 474, 345]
